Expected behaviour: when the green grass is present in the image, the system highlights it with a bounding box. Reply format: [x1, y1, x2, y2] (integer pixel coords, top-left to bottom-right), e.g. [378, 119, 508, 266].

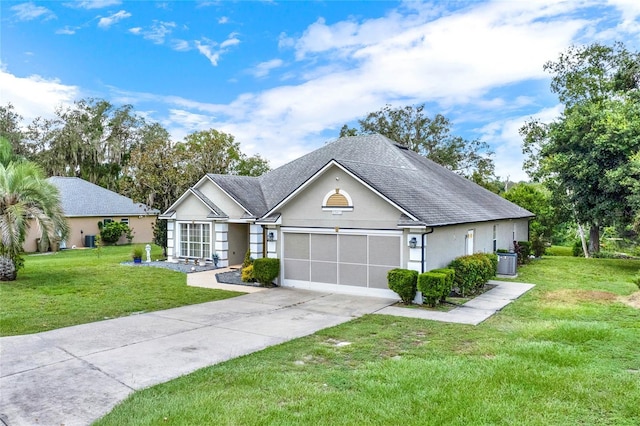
[545, 245, 573, 256]
[96, 256, 640, 426]
[0, 245, 242, 336]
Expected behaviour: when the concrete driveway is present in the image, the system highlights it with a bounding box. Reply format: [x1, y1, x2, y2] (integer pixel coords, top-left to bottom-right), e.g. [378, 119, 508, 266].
[0, 288, 396, 426]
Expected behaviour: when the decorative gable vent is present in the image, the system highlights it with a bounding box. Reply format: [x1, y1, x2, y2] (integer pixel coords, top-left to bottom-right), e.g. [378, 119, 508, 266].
[322, 188, 353, 214]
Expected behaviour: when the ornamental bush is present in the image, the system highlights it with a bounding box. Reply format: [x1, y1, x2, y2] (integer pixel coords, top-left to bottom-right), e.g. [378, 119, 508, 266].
[241, 264, 255, 283]
[516, 241, 532, 264]
[417, 272, 447, 307]
[430, 268, 455, 301]
[100, 221, 133, 245]
[253, 258, 280, 286]
[387, 268, 418, 304]
[448, 253, 496, 296]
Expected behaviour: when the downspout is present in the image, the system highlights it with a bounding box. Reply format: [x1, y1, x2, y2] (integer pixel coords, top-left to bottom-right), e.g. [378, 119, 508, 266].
[421, 227, 434, 273]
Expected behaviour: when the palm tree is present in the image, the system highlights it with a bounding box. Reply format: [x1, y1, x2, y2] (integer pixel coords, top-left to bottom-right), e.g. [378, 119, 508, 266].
[0, 138, 68, 280]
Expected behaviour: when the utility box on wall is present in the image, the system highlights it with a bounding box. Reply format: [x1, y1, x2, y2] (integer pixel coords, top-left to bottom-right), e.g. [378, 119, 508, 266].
[497, 252, 517, 276]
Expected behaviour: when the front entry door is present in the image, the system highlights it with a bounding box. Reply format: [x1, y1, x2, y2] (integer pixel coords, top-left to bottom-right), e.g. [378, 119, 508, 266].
[466, 229, 474, 255]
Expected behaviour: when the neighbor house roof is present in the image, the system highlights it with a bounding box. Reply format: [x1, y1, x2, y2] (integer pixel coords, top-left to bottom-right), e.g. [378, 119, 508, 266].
[173, 134, 533, 227]
[48, 177, 158, 217]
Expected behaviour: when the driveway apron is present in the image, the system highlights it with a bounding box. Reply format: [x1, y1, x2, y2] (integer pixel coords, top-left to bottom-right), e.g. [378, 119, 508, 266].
[0, 288, 396, 426]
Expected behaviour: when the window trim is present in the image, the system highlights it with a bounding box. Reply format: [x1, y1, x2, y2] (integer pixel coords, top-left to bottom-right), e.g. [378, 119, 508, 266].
[177, 221, 212, 259]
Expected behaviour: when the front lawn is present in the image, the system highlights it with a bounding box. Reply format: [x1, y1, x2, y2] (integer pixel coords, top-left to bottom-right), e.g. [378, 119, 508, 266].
[96, 256, 640, 425]
[0, 245, 242, 336]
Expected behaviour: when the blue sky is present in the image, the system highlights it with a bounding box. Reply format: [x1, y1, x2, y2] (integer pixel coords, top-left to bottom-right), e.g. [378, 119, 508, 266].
[1, 0, 639, 181]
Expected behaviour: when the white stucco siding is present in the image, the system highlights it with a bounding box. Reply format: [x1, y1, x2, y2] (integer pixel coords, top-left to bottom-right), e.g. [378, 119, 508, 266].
[279, 166, 404, 229]
[197, 180, 247, 219]
[424, 219, 529, 270]
[173, 195, 212, 221]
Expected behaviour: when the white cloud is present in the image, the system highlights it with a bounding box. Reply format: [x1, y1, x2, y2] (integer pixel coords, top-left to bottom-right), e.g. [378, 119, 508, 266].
[98, 10, 131, 29]
[195, 33, 240, 66]
[3, 0, 633, 177]
[220, 33, 240, 49]
[171, 39, 191, 52]
[129, 21, 176, 44]
[66, 0, 122, 9]
[606, 0, 640, 34]
[10, 2, 56, 21]
[56, 26, 80, 35]
[480, 105, 564, 181]
[195, 41, 221, 66]
[0, 68, 79, 122]
[251, 59, 284, 78]
[218, 16, 229, 24]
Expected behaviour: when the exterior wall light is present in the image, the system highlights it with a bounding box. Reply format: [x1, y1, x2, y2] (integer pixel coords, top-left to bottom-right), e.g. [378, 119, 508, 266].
[267, 231, 275, 241]
[409, 237, 417, 249]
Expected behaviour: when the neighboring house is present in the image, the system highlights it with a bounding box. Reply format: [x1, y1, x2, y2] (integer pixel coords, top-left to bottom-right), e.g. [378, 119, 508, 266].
[23, 177, 159, 252]
[161, 135, 533, 298]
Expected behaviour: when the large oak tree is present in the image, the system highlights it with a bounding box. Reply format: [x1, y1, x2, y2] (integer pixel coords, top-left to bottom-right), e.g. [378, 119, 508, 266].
[340, 104, 495, 186]
[521, 42, 640, 254]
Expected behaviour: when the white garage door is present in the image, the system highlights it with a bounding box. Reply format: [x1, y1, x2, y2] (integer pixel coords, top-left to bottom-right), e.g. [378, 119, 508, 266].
[282, 230, 402, 297]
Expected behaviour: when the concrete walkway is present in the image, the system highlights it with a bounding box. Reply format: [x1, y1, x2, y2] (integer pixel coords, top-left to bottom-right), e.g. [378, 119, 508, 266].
[0, 288, 396, 426]
[376, 280, 535, 325]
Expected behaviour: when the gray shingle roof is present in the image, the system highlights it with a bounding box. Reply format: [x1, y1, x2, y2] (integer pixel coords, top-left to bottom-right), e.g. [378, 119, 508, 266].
[205, 174, 266, 215]
[192, 134, 533, 227]
[48, 177, 158, 217]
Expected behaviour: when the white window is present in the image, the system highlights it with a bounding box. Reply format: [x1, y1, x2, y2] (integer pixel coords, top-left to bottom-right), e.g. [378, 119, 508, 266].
[179, 223, 211, 259]
[120, 218, 129, 225]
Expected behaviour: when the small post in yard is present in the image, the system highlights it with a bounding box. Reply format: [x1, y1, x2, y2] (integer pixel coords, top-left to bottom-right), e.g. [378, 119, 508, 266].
[145, 244, 152, 263]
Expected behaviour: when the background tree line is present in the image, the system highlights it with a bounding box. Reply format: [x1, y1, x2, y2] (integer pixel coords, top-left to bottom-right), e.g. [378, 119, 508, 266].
[0, 99, 270, 216]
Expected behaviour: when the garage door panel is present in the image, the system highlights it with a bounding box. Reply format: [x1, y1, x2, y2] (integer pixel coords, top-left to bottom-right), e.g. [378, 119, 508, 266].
[284, 234, 309, 260]
[283, 231, 401, 293]
[369, 236, 400, 266]
[339, 235, 367, 264]
[368, 265, 394, 289]
[339, 264, 367, 287]
[310, 261, 337, 284]
[284, 259, 310, 281]
[310, 234, 337, 262]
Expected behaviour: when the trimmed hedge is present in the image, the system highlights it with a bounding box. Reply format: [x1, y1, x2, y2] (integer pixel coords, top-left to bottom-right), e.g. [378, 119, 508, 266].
[430, 268, 455, 302]
[253, 258, 280, 286]
[417, 272, 447, 307]
[387, 268, 418, 304]
[448, 253, 497, 296]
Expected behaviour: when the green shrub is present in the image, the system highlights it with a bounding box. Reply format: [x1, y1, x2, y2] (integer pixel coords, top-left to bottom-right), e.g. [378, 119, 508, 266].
[253, 258, 280, 286]
[484, 253, 498, 281]
[632, 273, 640, 290]
[429, 268, 455, 301]
[100, 221, 133, 245]
[241, 264, 255, 282]
[573, 239, 588, 257]
[448, 253, 496, 296]
[418, 272, 446, 307]
[387, 268, 418, 304]
[531, 235, 547, 257]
